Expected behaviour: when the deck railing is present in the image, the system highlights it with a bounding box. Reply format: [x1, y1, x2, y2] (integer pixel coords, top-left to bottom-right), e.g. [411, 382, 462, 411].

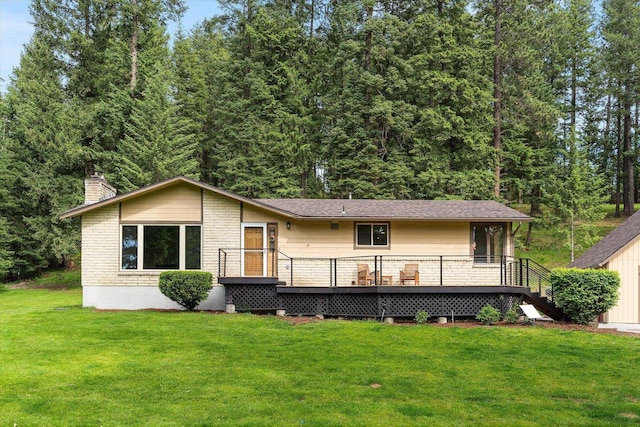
[217, 249, 552, 296]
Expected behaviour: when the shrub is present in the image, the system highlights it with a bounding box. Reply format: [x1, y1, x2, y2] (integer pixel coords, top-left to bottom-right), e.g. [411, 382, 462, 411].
[503, 307, 519, 324]
[159, 271, 213, 311]
[476, 305, 501, 325]
[415, 310, 429, 324]
[550, 268, 620, 325]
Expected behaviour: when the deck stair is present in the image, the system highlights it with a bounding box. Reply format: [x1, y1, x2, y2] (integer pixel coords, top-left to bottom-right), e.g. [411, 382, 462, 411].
[522, 290, 566, 320]
[515, 258, 566, 321]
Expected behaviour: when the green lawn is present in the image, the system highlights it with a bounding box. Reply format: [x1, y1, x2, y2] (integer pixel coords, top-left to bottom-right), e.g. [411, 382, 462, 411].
[1, 288, 640, 426]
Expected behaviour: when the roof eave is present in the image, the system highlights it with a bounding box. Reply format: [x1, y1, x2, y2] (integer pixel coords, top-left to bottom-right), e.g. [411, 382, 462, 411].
[292, 216, 531, 222]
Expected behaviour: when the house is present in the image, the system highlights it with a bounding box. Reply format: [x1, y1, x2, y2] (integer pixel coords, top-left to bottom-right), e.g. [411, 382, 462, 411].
[570, 210, 640, 324]
[62, 175, 540, 316]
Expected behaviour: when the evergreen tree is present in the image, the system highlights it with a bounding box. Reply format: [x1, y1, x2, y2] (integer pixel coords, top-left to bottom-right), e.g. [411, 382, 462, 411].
[3, 35, 84, 278]
[114, 62, 198, 191]
[601, 0, 640, 216]
[545, 140, 607, 262]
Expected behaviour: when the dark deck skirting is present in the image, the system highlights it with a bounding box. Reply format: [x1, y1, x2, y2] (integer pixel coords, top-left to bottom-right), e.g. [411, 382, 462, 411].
[222, 279, 529, 319]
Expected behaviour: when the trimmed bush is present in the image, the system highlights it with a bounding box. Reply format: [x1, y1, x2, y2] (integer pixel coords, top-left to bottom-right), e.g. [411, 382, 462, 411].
[476, 305, 501, 325]
[415, 310, 429, 324]
[550, 268, 620, 325]
[159, 271, 213, 311]
[503, 307, 519, 324]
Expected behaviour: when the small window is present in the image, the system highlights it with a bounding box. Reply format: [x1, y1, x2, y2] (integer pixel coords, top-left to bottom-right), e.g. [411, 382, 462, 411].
[472, 223, 505, 263]
[122, 225, 138, 270]
[185, 226, 201, 270]
[356, 223, 389, 247]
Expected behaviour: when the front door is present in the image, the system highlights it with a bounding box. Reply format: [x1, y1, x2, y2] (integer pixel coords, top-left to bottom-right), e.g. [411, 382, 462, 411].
[243, 225, 265, 276]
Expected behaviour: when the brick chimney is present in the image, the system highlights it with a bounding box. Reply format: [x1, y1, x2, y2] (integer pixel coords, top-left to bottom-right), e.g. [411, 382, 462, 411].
[84, 174, 117, 205]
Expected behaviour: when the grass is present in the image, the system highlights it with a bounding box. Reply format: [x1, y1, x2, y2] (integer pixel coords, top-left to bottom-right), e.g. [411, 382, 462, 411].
[2, 288, 640, 426]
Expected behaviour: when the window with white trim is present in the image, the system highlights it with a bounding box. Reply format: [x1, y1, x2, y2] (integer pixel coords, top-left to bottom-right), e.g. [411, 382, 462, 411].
[356, 223, 389, 247]
[121, 225, 201, 270]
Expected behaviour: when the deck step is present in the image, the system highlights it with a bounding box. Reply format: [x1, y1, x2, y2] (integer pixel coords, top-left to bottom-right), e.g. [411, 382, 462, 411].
[522, 290, 566, 321]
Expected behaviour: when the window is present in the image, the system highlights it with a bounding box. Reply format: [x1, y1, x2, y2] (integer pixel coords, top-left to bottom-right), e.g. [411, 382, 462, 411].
[356, 223, 389, 247]
[121, 225, 201, 271]
[472, 223, 505, 263]
[122, 226, 138, 270]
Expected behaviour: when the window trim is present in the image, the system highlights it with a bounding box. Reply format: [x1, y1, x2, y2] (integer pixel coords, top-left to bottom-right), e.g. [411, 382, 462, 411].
[355, 222, 390, 249]
[120, 224, 202, 271]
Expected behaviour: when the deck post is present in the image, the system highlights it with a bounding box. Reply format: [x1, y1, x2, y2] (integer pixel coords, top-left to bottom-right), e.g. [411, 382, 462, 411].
[374, 256, 378, 285]
[440, 256, 443, 286]
[329, 258, 333, 286]
[519, 259, 524, 287]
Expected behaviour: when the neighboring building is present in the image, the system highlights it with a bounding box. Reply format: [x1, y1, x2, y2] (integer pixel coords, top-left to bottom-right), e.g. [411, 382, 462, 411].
[571, 211, 640, 324]
[62, 175, 532, 311]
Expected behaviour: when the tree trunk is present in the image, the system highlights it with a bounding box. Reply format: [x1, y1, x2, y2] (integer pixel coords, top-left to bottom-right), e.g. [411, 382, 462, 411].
[615, 107, 622, 217]
[623, 97, 634, 216]
[525, 221, 533, 247]
[364, 3, 373, 104]
[493, 0, 502, 199]
[130, 0, 138, 91]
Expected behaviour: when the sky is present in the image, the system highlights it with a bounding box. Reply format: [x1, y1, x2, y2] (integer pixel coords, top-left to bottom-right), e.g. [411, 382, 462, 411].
[0, 0, 223, 93]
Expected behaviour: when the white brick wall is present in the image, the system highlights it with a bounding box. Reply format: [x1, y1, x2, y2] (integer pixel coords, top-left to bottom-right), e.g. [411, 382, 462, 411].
[81, 191, 246, 309]
[203, 191, 242, 276]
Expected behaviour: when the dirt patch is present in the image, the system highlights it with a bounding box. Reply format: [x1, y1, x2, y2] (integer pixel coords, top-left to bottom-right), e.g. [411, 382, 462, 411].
[7, 282, 79, 291]
[277, 315, 639, 336]
[620, 413, 639, 419]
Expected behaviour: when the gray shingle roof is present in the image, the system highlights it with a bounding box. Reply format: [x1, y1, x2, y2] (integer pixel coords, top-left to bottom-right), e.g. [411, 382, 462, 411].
[256, 199, 531, 221]
[570, 210, 640, 268]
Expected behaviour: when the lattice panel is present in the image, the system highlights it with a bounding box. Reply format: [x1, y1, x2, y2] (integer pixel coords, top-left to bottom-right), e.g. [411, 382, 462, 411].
[226, 285, 278, 310]
[440, 294, 501, 316]
[503, 296, 521, 313]
[330, 294, 379, 317]
[281, 295, 328, 315]
[382, 295, 442, 317]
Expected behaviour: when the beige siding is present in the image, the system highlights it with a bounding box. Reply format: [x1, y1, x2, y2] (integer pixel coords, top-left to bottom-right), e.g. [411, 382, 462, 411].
[606, 236, 640, 323]
[244, 203, 475, 258]
[277, 220, 471, 258]
[121, 183, 202, 223]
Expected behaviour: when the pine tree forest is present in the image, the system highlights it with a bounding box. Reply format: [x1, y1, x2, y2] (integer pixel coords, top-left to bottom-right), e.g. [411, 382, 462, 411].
[0, 0, 638, 280]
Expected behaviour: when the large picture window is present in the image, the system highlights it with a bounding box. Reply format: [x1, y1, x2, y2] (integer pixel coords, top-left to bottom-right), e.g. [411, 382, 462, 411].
[356, 223, 389, 247]
[121, 225, 201, 271]
[472, 223, 505, 263]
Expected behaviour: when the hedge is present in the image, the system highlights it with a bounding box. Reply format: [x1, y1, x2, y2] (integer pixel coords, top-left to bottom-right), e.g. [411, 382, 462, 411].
[550, 268, 620, 325]
[159, 271, 213, 311]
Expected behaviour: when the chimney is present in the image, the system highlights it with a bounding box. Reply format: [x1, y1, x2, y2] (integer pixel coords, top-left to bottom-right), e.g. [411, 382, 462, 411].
[84, 174, 117, 205]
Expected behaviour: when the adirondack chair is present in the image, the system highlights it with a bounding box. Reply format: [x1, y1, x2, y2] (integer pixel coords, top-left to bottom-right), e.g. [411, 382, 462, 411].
[357, 264, 375, 286]
[399, 264, 419, 285]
